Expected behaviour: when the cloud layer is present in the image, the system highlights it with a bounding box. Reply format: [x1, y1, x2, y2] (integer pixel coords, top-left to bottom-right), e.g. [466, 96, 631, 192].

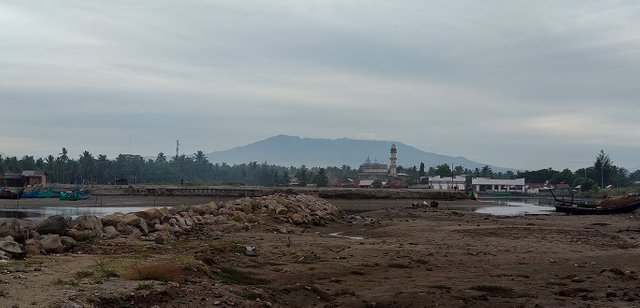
[1, 1, 639, 170]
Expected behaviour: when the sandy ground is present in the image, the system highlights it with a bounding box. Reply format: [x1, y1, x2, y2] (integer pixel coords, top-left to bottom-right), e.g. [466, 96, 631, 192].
[1, 199, 639, 307]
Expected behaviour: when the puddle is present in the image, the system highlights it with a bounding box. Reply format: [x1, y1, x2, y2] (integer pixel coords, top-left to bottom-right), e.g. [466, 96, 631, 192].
[329, 232, 365, 240]
[0, 206, 160, 221]
[474, 199, 555, 216]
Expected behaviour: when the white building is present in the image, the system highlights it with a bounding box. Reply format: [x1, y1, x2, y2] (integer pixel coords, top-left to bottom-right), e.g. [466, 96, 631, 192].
[472, 178, 525, 193]
[428, 176, 466, 190]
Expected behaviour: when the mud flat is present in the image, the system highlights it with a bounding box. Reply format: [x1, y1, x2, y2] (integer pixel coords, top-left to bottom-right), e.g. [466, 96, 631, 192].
[0, 195, 638, 307]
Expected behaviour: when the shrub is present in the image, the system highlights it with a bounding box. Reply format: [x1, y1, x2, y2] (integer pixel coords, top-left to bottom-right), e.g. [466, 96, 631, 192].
[125, 261, 184, 282]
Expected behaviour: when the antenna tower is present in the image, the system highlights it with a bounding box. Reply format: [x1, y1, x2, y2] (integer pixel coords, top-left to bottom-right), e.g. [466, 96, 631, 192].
[176, 140, 180, 158]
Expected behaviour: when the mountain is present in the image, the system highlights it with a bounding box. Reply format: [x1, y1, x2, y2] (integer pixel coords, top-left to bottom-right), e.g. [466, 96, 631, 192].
[206, 135, 512, 172]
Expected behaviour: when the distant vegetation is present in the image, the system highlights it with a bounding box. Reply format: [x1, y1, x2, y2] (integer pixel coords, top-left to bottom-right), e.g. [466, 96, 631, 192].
[0, 148, 638, 190]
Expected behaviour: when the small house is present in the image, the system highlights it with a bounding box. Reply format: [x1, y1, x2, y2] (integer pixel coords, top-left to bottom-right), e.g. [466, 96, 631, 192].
[21, 170, 47, 186]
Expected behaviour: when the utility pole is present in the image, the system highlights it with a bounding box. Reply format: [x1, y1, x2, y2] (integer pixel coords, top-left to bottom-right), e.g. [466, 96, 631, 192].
[175, 140, 180, 159]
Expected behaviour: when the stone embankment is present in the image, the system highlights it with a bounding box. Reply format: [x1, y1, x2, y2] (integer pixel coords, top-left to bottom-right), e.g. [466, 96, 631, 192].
[64, 184, 468, 200]
[0, 194, 341, 259]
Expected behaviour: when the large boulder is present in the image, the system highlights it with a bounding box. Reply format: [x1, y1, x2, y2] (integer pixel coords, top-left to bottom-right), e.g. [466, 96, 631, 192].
[66, 229, 98, 242]
[0, 219, 32, 243]
[0, 239, 26, 259]
[25, 239, 43, 255]
[36, 215, 69, 236]
[117, 214, 149, 235]
[39, 234, 65, 254]
[134, 208, 168, 224]
[71, 216, 102, 232]
[102, 226, 119, 239]
[101, 212, 125, 227]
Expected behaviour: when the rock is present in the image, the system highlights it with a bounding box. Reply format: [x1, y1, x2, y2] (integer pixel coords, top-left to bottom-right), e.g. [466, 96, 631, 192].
[245, 246, 257, 256]
[135, 208, 166, 223]
[60, 236, 76, 250]
[102, 226, 119, 238]
[0, 219, 32, 243]
[606, 290, 617, 298]
[0, 240, 25, 259]
[289, 213, 305, 225]
[101, 212, 125, 227]
[117, 214, 149, 235]
[66, 229, 97, 242]
[36, 215, 69, 236]
[24, 239, 43, 255]
[0, 250, 11, 260]
[154, 223, 172, 232]
[60, 301, 82, 308]
[39, 235, 64, 254]
[71, 216, 103, 232]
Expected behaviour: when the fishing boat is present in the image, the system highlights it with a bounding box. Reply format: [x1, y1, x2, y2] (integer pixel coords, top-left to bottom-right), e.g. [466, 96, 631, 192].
[20, 186, 42, 198]
[36, 187, 60, 198]
[0, 187, 24, 199]
[59, 188, 91, 201]
[551, 189, 640, 215]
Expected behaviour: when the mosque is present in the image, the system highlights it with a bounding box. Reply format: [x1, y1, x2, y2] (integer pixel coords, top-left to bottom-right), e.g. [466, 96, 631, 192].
[358, 143, 398, 179]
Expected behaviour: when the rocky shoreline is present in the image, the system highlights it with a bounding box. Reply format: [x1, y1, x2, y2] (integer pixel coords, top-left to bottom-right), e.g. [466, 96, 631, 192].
[0, 194, 342, 260]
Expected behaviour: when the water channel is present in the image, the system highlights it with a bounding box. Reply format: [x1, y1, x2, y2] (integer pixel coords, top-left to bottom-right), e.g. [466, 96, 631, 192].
[474, 198, 556, 216]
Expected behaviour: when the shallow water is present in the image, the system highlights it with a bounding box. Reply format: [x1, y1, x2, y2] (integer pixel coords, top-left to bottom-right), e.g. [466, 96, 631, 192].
[474, 198, 555, 216]
[0, 206, 160, 220]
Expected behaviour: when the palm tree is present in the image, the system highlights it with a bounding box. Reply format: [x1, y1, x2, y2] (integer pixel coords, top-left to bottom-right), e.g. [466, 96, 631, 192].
[78, 151, 95, 183]
[57, 147, 69, 183]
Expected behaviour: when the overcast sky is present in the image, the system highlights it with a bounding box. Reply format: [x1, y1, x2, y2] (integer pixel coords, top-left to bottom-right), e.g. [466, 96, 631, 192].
[1, 0, 639, 171]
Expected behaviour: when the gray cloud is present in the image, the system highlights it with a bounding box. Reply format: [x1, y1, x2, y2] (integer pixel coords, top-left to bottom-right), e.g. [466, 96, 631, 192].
[1, 0, 639, 170]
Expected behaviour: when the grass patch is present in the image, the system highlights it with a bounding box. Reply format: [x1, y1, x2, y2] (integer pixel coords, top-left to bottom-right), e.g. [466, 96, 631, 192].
[74, 270, 94, 279]
[216, 267, 269, 285]
[470, 285, 532, 298]
[0, 258, 48, 270]
[209, 241, 245, 254]
[124, 261, 184, 282]
[0, 290, 7, 297]
[231, 216, 244, 223]
[93, 259, 120, 278]
[135, 282, 154, 291]
[52, 278, 78, 286]
[387, 262, 413, 269]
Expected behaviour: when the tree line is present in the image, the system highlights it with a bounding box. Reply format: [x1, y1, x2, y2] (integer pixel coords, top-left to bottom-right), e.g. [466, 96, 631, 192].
[1, 148, 638, 190]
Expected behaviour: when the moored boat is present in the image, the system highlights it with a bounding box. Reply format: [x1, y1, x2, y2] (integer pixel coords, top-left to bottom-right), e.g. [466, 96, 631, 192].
[554, 193, 640, 215]
[0, 187, 24, 199]
[20, 186, 42, 198]
[59, 189, 91, 201]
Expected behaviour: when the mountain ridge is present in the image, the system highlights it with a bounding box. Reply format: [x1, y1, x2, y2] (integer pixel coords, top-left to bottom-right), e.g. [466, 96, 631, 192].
[205, 135, 512, 172]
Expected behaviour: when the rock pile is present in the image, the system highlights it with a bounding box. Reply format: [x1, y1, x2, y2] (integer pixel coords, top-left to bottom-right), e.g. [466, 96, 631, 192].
[0, 194, 341, 259]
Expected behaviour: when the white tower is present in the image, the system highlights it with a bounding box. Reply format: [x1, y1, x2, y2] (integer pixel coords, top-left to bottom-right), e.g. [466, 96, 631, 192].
[389, 143, 398, 177]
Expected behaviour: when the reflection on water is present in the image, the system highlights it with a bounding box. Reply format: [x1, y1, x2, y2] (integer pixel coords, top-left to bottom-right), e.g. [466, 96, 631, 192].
[0, 206, 160, 221]
[475, 198, 555, 216]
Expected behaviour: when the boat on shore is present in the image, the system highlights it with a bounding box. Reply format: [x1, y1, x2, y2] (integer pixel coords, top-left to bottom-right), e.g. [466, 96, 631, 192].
[551, 190, 640, 215]
[0, 187, 24, 199]
[59, 188, 91, 201]
[20, 186, 42, 198]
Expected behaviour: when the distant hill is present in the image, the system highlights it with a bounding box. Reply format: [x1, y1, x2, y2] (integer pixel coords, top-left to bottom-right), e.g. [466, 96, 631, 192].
[206, 135, 511, 172]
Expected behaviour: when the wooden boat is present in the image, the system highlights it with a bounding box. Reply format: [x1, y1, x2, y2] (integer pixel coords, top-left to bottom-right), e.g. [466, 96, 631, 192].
[20, 186, 42, 198]
[59, 189, 91, 201]
[36, 187, 60, 198]
[551, 189, 640, 215]
[0, 187, 24, 199]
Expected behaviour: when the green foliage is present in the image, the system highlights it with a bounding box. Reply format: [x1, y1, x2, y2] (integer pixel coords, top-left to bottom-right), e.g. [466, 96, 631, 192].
[372, 179, 383, 188]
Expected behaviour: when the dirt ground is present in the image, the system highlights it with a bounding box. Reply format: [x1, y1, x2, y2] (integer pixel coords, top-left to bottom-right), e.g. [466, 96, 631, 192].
[1, 198, 639, 307]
